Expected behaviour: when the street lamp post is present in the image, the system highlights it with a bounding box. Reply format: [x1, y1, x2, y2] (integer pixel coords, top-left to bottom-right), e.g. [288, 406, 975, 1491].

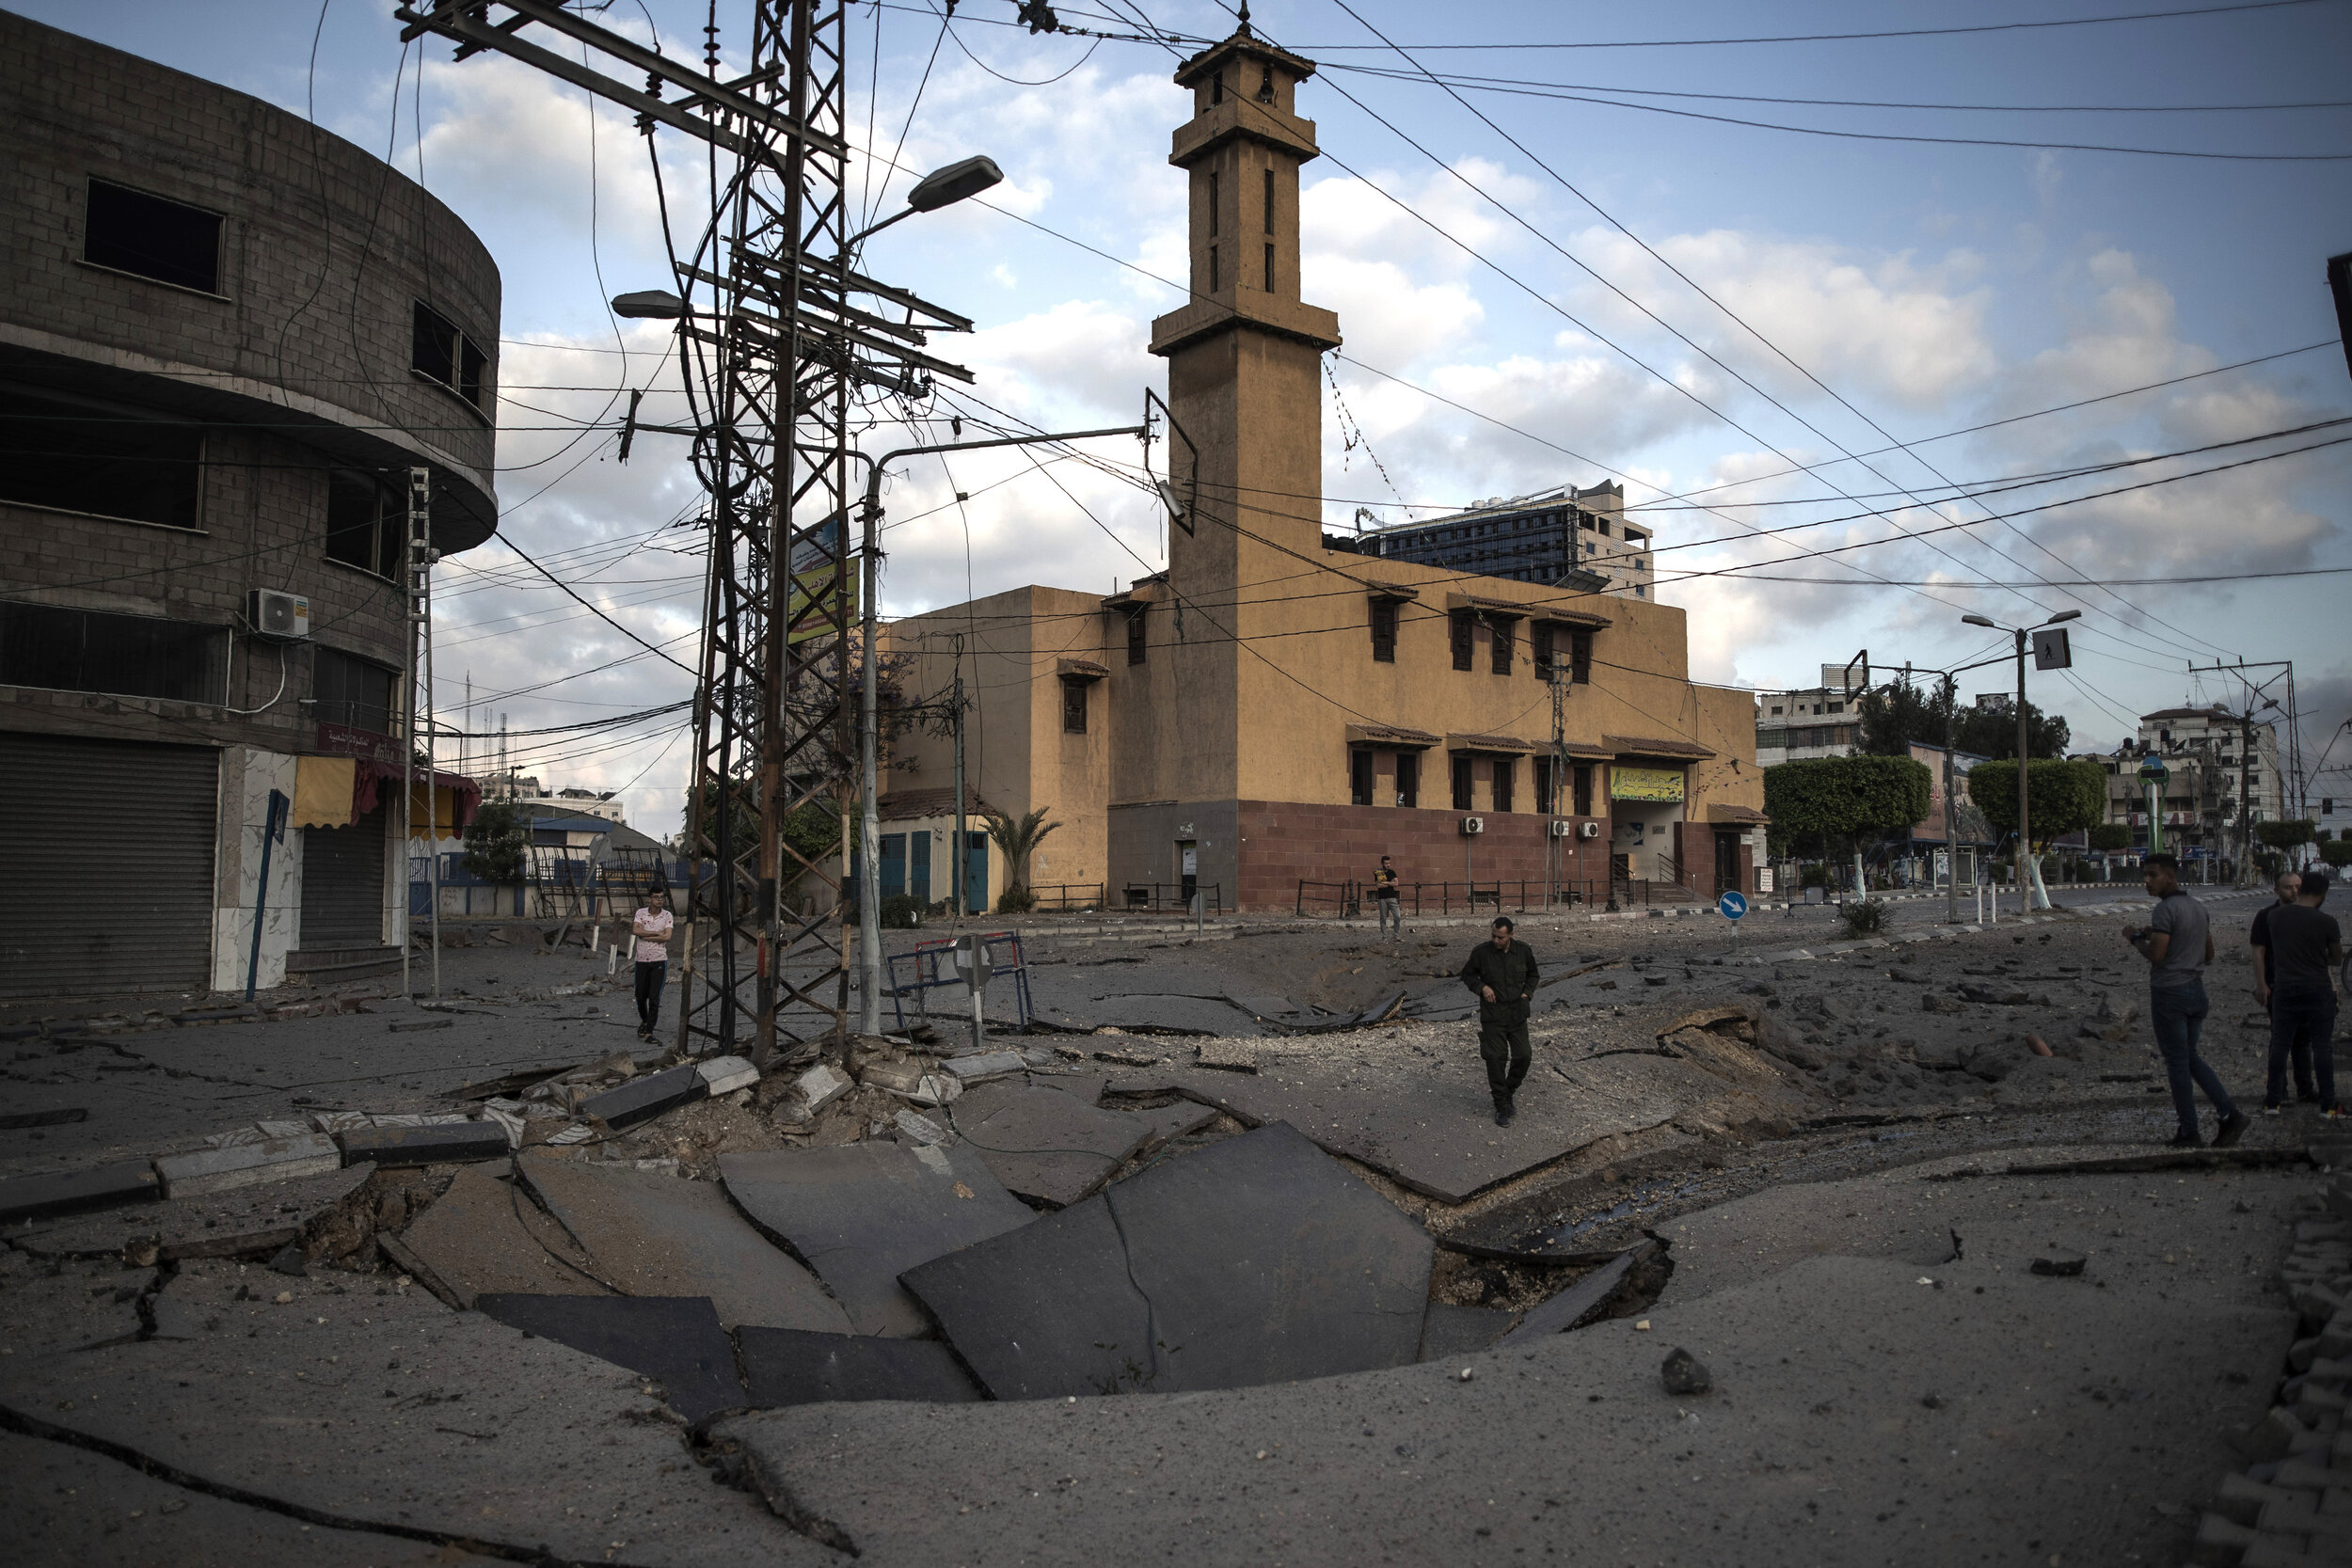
[1961, 609, 2081, 912]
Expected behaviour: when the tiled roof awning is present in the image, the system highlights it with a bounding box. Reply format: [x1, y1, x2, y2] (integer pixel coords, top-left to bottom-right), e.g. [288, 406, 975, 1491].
[1442, 591, 1613, 628]
[1345, 723, 1442, 749]
[1708, 803, 1770, 825]
[1554, 741, 1614, 760]
[1604, 735, 1715, 760]
[1446, 731, 1537, 753]
[1057, 657, 1110, 680]
[1360, 579, 1420, 600]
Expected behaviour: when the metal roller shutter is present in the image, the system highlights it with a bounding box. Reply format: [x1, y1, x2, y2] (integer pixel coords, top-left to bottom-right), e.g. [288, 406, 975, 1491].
[0, 732, 218, 999]
[300, 804, 389, 947]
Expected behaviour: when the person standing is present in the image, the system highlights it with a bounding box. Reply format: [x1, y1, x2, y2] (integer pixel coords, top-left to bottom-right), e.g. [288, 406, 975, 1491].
[2253, 869, 2315, 1108]
[630, 886, 675, 1043]
[2125, 854, 2249, 1148]
[1373, 855, 1403, 940]
[2264, 868, 2345, 1118]
[1460, 916, 1539, 1127]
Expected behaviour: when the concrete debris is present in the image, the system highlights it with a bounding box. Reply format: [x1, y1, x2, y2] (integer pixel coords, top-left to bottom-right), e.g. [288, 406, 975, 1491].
[544, 1124, 595, 1147]
[12, 1164, 373, 1264]
[892, 1108, 950, 1147]
[335, 1119, 510, 1168]
[0, 1159, 160, 1224]
[1661, 1347, 1712, 1395]
[695, 1054, 760, 1097]
[580, 1061, 707, 1131]
[154, 1132, 342, 1200]
[797, 1063, 852, 1114]
[2030, 1251, 2088, 1277]
[943, 1050, 1026, 1085]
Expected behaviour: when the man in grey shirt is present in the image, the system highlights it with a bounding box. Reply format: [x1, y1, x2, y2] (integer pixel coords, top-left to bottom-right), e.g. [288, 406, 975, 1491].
[2125, 853, 2248, 1148]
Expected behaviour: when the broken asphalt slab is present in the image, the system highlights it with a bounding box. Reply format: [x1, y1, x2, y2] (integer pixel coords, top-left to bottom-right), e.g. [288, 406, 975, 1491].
[515, 1150, 850, 1334]
[1415, 1302, 1518, 1362]
[1495, 1242, 1656, 1347]
[946, 1081, 1152, 1208]
[334, 1120, 510, 1168]
[737, 1327, 983, 1408]
[900, 1121, 1435, 1401]
[709, 1245, 2286, 1567]
[0, 1310, 829, 1565]
[473, 1292, 746, 1426]
[0, 1159, 159, 1224]
[718, 1141, 1035, 1338]
[1155, 1030, 1794, 1205]
[12, 1164, 372, 1263]
[383, 1164, 612, 1308]
[578, 1061, 707, 1132]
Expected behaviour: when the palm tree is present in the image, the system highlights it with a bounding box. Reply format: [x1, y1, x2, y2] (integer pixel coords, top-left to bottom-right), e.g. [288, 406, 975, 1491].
[982, 806, 1061, 911]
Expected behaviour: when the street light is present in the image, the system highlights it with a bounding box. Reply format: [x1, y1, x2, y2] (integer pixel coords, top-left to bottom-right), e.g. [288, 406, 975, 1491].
[610, 289, 690, 320]
[848, 155, 1005, 248]
[1960, 609, 2083, 912]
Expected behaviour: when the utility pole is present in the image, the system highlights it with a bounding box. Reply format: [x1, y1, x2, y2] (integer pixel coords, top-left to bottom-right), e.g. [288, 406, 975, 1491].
[951, 656, 967, 921]
[405, 0, 982, 1063]
[1963, 610, 2078, 911]
[1941, 673, 1958, 927]
[2185, 658, 2296, 886]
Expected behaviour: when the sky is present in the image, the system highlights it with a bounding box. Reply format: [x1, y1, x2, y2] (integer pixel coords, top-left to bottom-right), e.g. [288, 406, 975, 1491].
[25, 0, 2352, 831]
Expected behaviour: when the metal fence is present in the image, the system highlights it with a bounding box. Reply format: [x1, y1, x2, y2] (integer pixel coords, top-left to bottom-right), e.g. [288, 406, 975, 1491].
[1120, 882, 1223, 913]
[1025, 882, 1106, 912]
[1295, 878, 1680, 917]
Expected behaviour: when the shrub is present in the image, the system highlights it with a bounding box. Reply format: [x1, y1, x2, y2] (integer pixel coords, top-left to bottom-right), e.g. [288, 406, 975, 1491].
[995, 885, 1038, 914]
[1839, 897, 1888, 938]
[2320, 839, 2352, 867]
[879, 894, 925, 929]
[1800, 863, 1832, 889]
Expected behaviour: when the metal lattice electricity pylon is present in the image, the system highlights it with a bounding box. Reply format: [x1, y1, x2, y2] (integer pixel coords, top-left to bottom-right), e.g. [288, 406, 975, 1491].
[397, 0, 974, 1061]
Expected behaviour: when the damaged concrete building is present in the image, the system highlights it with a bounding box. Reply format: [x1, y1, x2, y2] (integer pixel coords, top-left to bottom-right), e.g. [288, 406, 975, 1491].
[881, 28, 1762, 915]
[0, 13, 493, 999]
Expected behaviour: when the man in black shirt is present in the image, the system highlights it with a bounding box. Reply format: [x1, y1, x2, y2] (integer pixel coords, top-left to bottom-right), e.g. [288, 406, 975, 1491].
[2253, 870, 2314, 1107]
[2265, 868, 2345, 1117]
[1460, 917, 1539, 1127]
[1373, 855, 1403, 940]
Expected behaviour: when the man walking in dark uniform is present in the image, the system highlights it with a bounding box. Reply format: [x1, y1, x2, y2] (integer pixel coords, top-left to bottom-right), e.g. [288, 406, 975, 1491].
[1460, 916, 1539, 1126]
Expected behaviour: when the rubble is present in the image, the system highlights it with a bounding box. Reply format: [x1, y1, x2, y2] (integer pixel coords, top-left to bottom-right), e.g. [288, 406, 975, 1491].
[335, 1120, 510, 1168]
[154, 1132, 342, 1199]
[795, 1062, 852, 1114]
[1660, 1346, 1712, 1395]
[580, 1061, 707, 1131]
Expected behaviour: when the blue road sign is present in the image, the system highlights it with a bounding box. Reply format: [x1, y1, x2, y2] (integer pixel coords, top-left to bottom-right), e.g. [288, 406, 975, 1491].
[1718, 890, 1749, 921]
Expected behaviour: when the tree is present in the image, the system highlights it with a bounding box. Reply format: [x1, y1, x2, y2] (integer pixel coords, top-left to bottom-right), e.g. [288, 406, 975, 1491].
[1763, 755, 1933, 863]
[460, 799, 531, 884]
[2087, 823, 2132, 852]
[1967, 759, 2107, 847]
[2321, 839, 2352, 868]
[1951, 695, 2069, 761]
[981, 806, 1060, 911]
[2256, 819, 2317, 851]
[1857, 677, 1945, 756]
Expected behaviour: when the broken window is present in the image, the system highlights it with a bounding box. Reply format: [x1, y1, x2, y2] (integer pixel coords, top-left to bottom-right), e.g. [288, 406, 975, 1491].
[1492, 757, 1515, 814]
[1490, 617, 1513, 676]
[1397, 751, 1419, 808]
[0, 601, 226, 705]
[1450, 610, 1473, 672]
[1452, 753, 1473, 812]
[1126, 605, 1148, 665]
[326, 469, 405, 581]
[1532, 621, 1555, 681]
[314, 645, 396, 735]
[1350, 749, 1374, 807]
[1061, 676, 1088, 734]
[0, 388, 202, 531]
[412, 301, 490, 413]
[1370, 596, 1397, 662]
[84, 178, 223, 294]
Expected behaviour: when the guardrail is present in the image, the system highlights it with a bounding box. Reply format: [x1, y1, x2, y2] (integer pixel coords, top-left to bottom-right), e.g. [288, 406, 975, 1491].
[1120, 882, 1223, 913]
[1296, 878, 1676, 917]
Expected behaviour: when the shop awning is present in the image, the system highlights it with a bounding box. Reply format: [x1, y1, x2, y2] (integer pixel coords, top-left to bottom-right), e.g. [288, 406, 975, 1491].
[1604, 734, 1715, 760]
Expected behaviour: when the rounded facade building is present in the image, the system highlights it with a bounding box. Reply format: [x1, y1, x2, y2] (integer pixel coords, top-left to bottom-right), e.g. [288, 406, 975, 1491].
[0, 11, 501, 998]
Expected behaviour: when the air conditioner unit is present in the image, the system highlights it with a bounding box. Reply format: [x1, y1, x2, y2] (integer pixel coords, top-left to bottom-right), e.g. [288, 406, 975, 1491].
[246, 589, 310, 641]
[1460, 816, 1485, 836]
[1548, 819, 1575, 838]
[1577, 820, 1603, 840]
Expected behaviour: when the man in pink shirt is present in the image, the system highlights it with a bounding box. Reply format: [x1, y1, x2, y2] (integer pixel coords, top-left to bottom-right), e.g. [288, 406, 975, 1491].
[630, 886, 675, 1043]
